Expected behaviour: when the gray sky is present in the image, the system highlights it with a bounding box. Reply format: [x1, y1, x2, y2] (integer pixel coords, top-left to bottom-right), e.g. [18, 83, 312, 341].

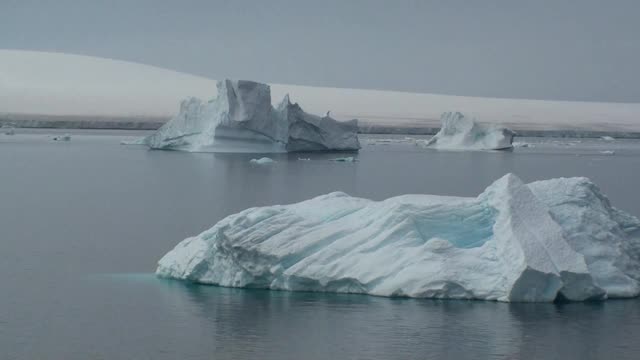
[2, 0, 639, 102]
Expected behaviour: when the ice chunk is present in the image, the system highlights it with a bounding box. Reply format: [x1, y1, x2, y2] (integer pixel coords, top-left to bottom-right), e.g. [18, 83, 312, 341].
[424, 112, 514, 150]
[599, 150, 615, 155]
[329, 157, 358, 162]
[157, 173, 640, 302]
[601, 136, 615, 141]
[138, 80, 360, 153]
[52, 133, 71, 141]
[249, 157, 275, 165]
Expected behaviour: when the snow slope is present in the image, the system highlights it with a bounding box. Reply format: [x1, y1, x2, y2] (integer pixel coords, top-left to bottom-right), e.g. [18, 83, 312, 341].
[157, 174, 640, 302]
[2, 50, 640, 132]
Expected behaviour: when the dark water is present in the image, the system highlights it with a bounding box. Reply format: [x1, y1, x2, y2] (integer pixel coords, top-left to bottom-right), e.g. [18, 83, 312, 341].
[1, 131, 640, 359]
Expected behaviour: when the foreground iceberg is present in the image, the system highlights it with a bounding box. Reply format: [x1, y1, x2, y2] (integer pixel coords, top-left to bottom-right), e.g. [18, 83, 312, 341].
[156, 174, 640, 302]
[139, 80, 360, 153]
[425, 112, 515, 150]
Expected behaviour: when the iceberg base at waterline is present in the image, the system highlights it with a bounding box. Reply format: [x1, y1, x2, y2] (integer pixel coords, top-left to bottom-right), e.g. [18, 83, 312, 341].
[156, 173, 640, 302]
[137, 79, 361, 153]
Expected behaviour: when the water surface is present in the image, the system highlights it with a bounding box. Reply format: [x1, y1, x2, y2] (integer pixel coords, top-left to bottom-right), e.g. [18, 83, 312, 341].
[1, 131, 639, 359]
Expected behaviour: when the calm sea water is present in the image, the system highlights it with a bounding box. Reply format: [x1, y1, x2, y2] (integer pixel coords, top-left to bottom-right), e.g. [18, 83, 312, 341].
[1, 130, 640, 360]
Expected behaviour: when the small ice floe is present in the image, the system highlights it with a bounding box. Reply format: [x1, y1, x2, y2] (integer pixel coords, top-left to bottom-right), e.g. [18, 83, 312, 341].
[297, 158, 311, 161]
[366, 139, 392, 145]
[513, 142, 531, 148]
[250, 157, 275, 165]
[367, 137, 416, 146]
[120, 137, 147, 145]
[552, 140, 581, 146]
[601, 136, 615, 141]
[329, 157, 358, 162]
[52, 133, 71, 141]
[3, 127, 15, 135]
[599, 150, 615, 155]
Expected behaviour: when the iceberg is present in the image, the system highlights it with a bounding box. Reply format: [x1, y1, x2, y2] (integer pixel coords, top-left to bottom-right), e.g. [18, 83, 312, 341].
[425, 112, 515, 150]
[250, 157, 275, 165]
[156, 173, 640, 302]
[329, 156, 358, 162]
[139, 80, 360, 153]
[52, 133, 71, 141]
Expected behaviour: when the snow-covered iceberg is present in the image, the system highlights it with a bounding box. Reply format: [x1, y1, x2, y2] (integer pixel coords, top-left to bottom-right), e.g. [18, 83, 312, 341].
[156, 173, 640, 302]
[139, 80, 360, 153]
[425, 112, 515, 150]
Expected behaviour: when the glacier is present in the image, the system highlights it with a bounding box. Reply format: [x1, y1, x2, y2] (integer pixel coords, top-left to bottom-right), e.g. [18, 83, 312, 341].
[156, 173, 640, 302]
[139, 80, 360, 153]
[424, 112, 515, 150]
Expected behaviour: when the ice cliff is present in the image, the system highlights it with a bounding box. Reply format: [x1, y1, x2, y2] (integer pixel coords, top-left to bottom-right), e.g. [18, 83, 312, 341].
[156, 173, 640, 302]
[425, 112, 515, 150]
[140, 80, 360, 152]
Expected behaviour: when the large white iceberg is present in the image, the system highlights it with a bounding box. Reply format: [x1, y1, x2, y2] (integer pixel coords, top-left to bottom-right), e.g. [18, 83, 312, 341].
[140, 80, 360, 152]
[425, 112, 515, 150]
[156, 173, 640, 302]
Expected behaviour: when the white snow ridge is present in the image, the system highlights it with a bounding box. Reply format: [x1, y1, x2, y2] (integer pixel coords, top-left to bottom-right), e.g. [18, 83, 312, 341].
[156, 173, 640, 302]
[425, 112, 515, 150]
[139, 80, 360, 153]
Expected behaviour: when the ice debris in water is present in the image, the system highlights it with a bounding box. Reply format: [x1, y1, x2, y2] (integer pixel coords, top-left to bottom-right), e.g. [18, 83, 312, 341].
[600, 150, 615, 155]
[52, 133, 71, 141]
[3, 127, 15, 135]
[135, 79, 360, 153]
[329, 157, 358, 162]
[297, 158, 311, 161]
[424, 112, 514, 150]
[250, 157, 275, 165]
[513, 142, 531, 148]
[156, 173, 640, 302]
[367, 137, 416, 146]
[601, 136, 615, 141]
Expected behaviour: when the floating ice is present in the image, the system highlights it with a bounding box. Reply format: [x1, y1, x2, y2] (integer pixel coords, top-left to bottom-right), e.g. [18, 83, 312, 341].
[52, 133, 71, 141]
[138, 80, 360, 153]
[599, 150, 615, 155]
[424, 112, 514, 150]
[367, 137, 416, 146]
[297, 158, 311, 161]
[513, 142, 531, 148]
[601, 136, 615, 141]
[250, 157, 275, 165]
[156, 173, 640, 302]
[329, 157, 358, 162]
[3, 127, 15, 135]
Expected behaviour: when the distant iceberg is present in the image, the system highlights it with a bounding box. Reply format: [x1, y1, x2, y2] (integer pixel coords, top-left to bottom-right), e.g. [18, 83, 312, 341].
[52, 133, 71, 141]
[424, 112, 514, 150]
[138, 80, 360, 153]
[250, 157, 275, 165]
[156, 173, 640, 302]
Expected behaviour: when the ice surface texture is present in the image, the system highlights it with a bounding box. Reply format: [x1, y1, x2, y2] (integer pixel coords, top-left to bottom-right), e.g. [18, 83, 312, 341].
[425, 112, 515, 150]
[157, 174, 640, 302]
[141, 80, 360, 153]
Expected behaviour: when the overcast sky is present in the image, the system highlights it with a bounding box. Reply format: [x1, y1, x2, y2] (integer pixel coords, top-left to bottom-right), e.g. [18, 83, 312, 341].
[2, 0, 639, 102]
